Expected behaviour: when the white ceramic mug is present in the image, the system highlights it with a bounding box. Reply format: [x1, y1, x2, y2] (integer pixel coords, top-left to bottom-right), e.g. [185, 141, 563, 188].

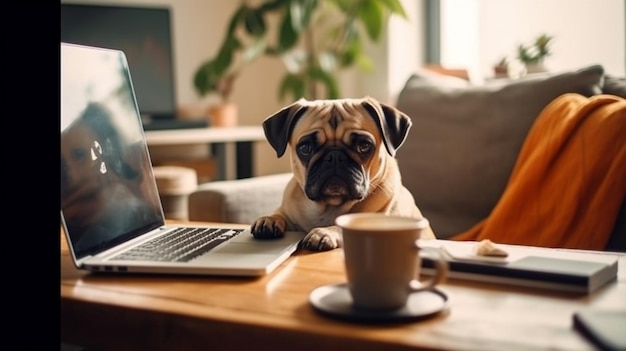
[336, 213, 448, 310]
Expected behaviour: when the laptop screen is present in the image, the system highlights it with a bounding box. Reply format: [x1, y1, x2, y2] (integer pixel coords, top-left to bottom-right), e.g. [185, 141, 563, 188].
[60, 3, 176, 121]
[61, 43, 165, 260]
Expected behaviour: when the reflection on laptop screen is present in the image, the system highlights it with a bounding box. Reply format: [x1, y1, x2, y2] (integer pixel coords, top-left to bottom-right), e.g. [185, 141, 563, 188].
[61, 43, 164, 260]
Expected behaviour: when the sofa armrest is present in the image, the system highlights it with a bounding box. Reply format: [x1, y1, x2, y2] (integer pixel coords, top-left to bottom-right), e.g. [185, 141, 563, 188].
[187, 173, 292, 224]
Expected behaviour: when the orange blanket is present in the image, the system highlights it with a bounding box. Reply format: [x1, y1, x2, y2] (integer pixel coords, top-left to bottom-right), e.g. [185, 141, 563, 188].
[451, 93, 626, 250]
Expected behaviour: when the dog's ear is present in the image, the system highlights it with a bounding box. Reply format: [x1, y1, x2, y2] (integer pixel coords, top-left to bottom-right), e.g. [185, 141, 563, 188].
[263, 98, 310, 157]
[361, 97, 412, 157]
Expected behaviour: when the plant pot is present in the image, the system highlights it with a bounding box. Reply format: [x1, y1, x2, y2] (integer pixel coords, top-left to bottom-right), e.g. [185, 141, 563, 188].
[493, 66, 509, 78]
[208, 103, 238, 127]
[525, 62, 547, 74]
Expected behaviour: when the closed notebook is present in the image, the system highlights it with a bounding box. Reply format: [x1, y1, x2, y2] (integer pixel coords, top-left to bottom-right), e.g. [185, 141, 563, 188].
[420, 240, 618, 294]
[573, 309, 626, 351]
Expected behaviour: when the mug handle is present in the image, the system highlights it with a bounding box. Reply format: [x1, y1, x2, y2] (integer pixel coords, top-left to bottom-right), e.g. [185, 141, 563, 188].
[410, 243, 448, 292]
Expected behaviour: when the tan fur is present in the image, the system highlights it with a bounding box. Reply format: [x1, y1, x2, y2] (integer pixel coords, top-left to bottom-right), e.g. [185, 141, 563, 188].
[251, 97, 435, 251]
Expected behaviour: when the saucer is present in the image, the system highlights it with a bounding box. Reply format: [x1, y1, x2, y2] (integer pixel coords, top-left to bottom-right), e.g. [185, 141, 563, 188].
[308, 283, 449, 323]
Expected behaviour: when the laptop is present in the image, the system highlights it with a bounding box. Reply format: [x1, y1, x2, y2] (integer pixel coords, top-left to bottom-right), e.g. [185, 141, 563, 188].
[60, 42, 302, 277]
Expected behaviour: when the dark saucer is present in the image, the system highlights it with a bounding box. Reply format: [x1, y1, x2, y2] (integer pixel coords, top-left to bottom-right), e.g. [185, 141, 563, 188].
[308, 283, 449, 323]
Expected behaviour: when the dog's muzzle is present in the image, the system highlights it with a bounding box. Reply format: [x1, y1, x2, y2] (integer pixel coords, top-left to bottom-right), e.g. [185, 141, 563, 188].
[305, 148, 368, 203]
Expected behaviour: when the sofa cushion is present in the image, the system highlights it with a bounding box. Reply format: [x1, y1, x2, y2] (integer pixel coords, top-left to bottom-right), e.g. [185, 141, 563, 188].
[188, 173, 291, 224]
[395, 65, 605, 239]
[603, 75, 626, 98]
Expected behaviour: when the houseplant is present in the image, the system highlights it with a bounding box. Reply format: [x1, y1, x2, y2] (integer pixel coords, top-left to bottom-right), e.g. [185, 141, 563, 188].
[193, 0, 407, 107]
[516, 33, 553, 74]
[493, 56, 509, 78]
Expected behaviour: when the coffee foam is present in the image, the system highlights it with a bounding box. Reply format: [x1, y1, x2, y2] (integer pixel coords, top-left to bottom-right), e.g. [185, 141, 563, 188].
[337, 214, 428, 231]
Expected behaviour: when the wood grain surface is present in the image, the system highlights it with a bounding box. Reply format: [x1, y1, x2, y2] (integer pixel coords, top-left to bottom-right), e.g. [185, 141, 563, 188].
[61, 223, 626, 351]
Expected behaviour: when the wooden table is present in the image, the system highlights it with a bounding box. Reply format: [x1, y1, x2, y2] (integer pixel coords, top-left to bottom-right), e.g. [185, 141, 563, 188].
[61, 223, 626, 351]
[145, 126, 266, 180]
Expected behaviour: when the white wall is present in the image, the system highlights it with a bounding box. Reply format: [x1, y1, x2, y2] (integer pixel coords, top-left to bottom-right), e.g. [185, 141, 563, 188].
[440, 0, 626, 80]
[357, 0, 425, 105]
[440, 0, 480, 76]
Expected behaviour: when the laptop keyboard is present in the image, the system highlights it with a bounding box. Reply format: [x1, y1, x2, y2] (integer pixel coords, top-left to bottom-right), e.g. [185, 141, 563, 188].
[112, 227, 245, 262]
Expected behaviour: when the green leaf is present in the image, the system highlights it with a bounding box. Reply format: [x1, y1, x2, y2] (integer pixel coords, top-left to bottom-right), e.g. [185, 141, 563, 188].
[259, 0, 290, 12]
[244, 8, 267, 37]
[354, 53, 374, 72]
[277, 9, 300, 52]
[318, 50, 338, 71]
[227, 5, 248, 35]
[289, 0, 304, 32]
[300, 0, 319, 28]
[307, 67, 340, 99]
[214, 37, 240, 74]
[193, 61, 219, 95]
[378, 0, 407, 18]
[279, 73, 306, 101]
[358, 0, 384, 41]
[338, 39, 360, 67]
[280, 49, 307, 73]
[193, 63, 209, 95]
[243, 37, 268, 63]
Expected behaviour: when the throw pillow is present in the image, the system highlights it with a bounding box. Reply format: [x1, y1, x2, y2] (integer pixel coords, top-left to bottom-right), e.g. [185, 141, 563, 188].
[603, 75, 626, 98]
[396, 65, 605, 239]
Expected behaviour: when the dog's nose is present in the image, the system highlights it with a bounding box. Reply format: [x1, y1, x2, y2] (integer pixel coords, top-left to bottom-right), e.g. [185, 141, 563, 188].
[323, 149, 347, 166]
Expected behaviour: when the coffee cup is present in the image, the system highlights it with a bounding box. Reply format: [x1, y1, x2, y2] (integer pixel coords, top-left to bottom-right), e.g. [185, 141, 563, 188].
[336, 213, 448, 310]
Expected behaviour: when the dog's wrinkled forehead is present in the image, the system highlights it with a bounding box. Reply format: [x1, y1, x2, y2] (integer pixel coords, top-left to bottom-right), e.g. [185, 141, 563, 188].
[293, 99, 377, 139]
[262, 96, 412, 158]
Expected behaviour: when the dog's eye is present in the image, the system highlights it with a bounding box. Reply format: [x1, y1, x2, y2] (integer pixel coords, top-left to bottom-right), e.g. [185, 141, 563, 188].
[298, 142, 313, 156]
[356, 141, 373, 154]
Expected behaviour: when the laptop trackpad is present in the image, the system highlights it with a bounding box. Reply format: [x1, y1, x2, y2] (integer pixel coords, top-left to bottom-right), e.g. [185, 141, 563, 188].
[215, 242, 292, 255]
[213, 230, 303, 255]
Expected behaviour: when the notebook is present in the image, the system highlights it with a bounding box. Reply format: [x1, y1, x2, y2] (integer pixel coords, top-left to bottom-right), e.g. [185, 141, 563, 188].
[419, 240, 619, 294]
[60, 42, 302, 277]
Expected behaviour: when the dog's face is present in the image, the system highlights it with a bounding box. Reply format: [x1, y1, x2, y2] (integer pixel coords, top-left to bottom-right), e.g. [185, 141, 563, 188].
[263, 97, 412, 207]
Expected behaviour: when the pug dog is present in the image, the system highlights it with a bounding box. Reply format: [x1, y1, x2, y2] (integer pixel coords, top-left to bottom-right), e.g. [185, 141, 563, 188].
[251, 96, 435, 251]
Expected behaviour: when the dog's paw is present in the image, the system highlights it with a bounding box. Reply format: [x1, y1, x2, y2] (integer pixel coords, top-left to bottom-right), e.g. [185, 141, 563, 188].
[301, 226, 342, 251]
[251, 215, 286, 239]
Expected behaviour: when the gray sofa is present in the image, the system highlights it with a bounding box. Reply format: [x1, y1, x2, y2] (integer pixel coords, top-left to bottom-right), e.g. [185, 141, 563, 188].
[188, 65, 625, 251]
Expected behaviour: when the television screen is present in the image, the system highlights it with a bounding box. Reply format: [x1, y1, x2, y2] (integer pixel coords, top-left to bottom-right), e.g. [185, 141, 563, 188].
[61, 3, 176, 120]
